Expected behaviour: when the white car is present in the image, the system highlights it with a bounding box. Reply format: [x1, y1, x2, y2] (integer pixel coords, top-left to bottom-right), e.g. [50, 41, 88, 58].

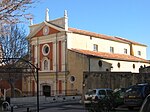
[84, 88, 113, 104]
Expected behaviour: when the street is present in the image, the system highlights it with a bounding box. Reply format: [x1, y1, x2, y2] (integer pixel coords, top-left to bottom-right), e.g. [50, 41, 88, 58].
[3, 101, 140, 112]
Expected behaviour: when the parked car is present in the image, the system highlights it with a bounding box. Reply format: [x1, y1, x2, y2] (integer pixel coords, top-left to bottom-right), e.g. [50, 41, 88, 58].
[84, 88, 116, 111]
[139, 94, 150, 112]
[113, 88, 126, 107]
[124, 83, 150, 110]
[84, 88, 113, 102]
[84, 88, 116, 104]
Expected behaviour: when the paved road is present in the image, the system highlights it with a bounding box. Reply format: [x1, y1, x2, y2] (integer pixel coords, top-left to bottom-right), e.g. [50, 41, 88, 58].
[4, 101, 86, 112]
[3, 101, 140, 112]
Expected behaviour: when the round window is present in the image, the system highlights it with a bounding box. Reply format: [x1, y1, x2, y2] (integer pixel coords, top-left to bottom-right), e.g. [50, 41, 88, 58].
[42, 44, 50, 55]
[70, 76, 75, 83]
[43, 26, 49, 35]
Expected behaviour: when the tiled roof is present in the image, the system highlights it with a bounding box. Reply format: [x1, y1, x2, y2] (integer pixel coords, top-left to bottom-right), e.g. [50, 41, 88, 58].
[70, 48, 149, 63]
[68, 28, 146, 46]
[115, 36, 147, 47]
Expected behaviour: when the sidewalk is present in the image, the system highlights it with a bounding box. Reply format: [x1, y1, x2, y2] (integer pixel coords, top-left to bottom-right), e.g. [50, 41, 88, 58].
[5, 101, 83, 112]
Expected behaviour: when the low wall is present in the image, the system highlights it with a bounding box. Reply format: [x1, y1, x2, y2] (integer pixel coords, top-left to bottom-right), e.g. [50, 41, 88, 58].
[10, 95, 81, 105]
[45, 96, 81, 103]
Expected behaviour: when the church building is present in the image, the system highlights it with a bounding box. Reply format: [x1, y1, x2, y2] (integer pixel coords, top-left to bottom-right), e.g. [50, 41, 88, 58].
[25, 9, 150, 96]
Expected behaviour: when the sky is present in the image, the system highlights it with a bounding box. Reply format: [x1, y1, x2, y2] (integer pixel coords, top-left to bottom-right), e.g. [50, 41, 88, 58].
[26, 0, 150, 59]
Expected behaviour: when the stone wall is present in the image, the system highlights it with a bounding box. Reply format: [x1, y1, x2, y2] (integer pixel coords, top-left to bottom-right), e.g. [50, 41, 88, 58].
[83, 71, 150, 94]
[139, 66, 150, 73]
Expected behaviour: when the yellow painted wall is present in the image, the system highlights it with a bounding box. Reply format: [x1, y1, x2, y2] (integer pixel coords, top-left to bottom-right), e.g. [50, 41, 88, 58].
[67, 50, 88, 94]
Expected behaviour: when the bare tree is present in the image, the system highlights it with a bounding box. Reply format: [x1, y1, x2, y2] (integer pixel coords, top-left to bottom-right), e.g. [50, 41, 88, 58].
[0, 0, 38, 97]
[0, 25, 28, 59]
[0, 25, 29, 97]
[0, 0, 37, 34]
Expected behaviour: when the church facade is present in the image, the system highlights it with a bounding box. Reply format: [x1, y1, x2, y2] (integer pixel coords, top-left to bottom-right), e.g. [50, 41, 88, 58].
[25, 10, 150, 96]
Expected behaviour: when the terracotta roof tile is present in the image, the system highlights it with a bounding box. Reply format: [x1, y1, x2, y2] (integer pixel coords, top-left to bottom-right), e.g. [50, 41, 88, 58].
[68, 28, 146, 46]
[70, 48, 149, 63]
[115, 36, 147, 46]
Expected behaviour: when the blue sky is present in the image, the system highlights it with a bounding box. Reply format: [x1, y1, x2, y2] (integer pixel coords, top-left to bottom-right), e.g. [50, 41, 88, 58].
[27, 0, 150, 59]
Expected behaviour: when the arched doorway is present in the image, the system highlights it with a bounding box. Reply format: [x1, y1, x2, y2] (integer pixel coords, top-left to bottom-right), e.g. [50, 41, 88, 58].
[43, 85, 51, 97]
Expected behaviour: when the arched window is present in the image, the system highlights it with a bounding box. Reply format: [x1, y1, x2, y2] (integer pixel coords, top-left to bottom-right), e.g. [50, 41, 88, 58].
[42, 58, 49, 71]
[44, 60, 48, 70]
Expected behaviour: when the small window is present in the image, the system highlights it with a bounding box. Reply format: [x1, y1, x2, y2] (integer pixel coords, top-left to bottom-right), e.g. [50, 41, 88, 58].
[117, 62, 121, 68]
[138, 51, 141, 56]
[110, 47, 114, 53]
[90, 36, 92, 40]
[124, 48, 127, 54]
[133, 64, 135, 69]
[93, 44, 98, 51]
[98, 60, 102, 67]
[44, 60, 48, 70]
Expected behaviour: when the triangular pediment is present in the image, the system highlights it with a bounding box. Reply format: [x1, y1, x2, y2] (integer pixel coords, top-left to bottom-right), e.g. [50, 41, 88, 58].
[27, 21, 65, 39]
[34, 25, 59, 37]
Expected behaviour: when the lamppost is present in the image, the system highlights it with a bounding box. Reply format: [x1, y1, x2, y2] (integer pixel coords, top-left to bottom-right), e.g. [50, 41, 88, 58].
[0, 58, 39, 112]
